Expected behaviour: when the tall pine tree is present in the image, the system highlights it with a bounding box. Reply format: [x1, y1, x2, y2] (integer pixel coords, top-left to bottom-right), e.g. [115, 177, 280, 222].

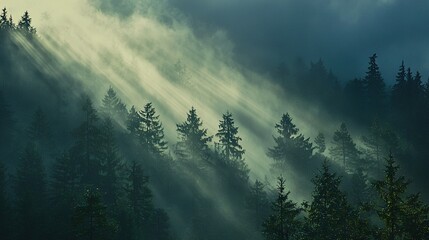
[267, 113, 313, 171]
[176, 107, 212, 162]
[329, 123, 360, 171]
[364, 53, 385, 119]
[14, 144, 47, 240]
[262, 176, 301, 240]
[138, 102, 168, 156]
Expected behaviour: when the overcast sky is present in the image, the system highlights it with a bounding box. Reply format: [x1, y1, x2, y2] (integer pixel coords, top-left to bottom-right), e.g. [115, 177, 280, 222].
[168, 0, 429, 83]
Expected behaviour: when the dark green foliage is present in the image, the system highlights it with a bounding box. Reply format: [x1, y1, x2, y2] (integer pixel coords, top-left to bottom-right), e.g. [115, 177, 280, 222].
[99, 117, 123, 208]
[14, 144, 47, 240]
[125, 161, 155, 239]
[362, 119, 400, 177]
[127, 105, 141, 136]
[372, 155, 429, 239]
[0, 8, 13, 31]
[216, 111, 245, 161]
[50, 151, 81, 240]
[391, 61, 407, 112]
[402, 193, 429, 240]
[71, 97, 102, 186]
[73, 188, 118, 240]
[364, 54, 385, 118]
[216, 111, 249, 181]
[313, 132, 326, 154]
[138, 102, 168, 155]
[373, 155, 409, 240]
[246, 180, 270, 231]
[262, 176, 301, 240]
[303, 160, 369, 240]
[267, 113, 313, 171]
[101, 86, 127, 119]
[17, 11, 36, 34]
[329, 123, 359, 171]
[176, 107, 213, 161]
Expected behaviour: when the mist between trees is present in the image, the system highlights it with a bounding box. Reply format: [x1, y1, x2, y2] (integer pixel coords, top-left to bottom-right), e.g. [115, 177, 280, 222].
[1, 8, 429, 240]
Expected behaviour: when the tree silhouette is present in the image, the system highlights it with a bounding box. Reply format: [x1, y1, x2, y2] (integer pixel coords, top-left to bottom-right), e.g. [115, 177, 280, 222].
[304, 160, 368, 240]
[138, 102, 168, 155]
[17, 11, 36, 34]
[71, 97, 102, 187]
[99, 117, 123, 208]
[246, 180, 270, 231]
[371, 154, 428, 240]
[329, 122, 359, 171]
[101, 86, 127, 119]
[176, 107, 212, 162]
[262, 176, 301, 240]
[50, 151, 81, 240]
[267, 113, 313, 171]
[73, 189, 117, 240]
[126, 161, 154, 239]
[127, 106, 141, 136]
[314, 133, 326, 154]
[216, 111, 248, 181]
[15, 144, 47, 240]
[364, 53, 385, 118]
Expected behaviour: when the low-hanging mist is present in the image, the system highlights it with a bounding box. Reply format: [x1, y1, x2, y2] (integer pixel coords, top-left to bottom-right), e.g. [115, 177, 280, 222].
[5, 0, 342, 199]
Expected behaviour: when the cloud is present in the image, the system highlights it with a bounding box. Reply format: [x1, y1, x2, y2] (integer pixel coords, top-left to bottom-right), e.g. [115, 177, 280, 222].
[168, 0, 429, 82]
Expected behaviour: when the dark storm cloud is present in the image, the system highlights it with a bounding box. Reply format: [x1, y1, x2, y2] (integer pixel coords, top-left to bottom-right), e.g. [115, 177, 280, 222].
[168, 0, 429, 83]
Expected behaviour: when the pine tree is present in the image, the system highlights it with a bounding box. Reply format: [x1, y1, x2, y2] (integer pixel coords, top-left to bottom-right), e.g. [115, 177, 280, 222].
[216, 111, 248, 181]
[176, 107, 212, 161]
[73, 188, 117, 240]
[373, 154, 409, 240]
[138, 102, 168, 155]
[127, 106, 141, 136]
[99, 118, 123, 208]
[71, 97, 101, 187]
[267, 113, 313, 170]
[329, 123, 359, 171]
[126, 161, 154, 239]
[14, 144, 47, 240]
[391, 61, 407, 111]
[314, 133, 326, 154]
[216, 111, 245, 161]
[246, 180, 270, 230]
[17, 11, 36, 34]
[262, 176, 301, 240]
[0, 8, 9, 30]
[304, 160, 367, 240]
[50, 152, 81, 240]
[101, 86, 127, 118]
[401, 193, 429, 240]
[364, 54, 385, 118]
[0, 8, 13, 31]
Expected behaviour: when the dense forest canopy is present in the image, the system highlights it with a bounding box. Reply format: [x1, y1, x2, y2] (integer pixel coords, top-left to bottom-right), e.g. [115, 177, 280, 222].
[1, 1, 429, 240]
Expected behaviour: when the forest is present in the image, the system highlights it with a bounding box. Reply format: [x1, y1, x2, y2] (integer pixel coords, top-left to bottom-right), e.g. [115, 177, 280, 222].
[1, 6, 429, 240]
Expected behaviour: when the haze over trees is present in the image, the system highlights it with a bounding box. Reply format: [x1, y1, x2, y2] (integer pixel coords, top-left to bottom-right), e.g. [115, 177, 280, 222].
[0, 8, 428, 240]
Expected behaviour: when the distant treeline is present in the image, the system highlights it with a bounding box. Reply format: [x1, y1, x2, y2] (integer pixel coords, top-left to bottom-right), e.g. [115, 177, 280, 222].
[0, 8, 428, 240]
